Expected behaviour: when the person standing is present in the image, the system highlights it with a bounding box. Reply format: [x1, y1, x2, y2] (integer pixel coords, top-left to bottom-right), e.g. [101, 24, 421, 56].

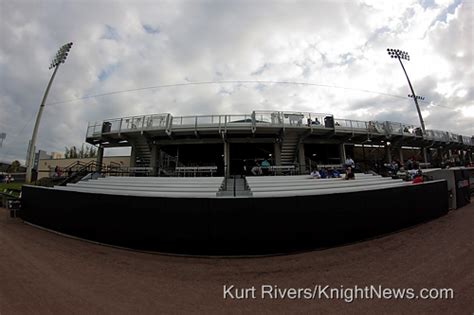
[345, 156, 355, 168]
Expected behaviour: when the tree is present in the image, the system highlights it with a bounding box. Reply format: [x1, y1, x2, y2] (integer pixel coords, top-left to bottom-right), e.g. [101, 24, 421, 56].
[7, 160, 21, 173]
[64, 144, 97, 158]
[78, 144, 85, 159]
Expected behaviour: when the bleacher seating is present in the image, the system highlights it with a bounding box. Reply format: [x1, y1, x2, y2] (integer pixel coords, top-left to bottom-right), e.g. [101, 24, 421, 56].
[55, 176, 225, 198]
[246, 173, 409, 197]
[54, 173, 411, 199]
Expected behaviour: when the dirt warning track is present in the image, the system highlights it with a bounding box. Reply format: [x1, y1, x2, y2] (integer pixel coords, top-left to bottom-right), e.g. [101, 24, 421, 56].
[1, 203, 473, 314]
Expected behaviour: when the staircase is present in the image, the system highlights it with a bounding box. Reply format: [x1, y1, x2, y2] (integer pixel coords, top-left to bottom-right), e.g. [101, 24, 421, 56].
[58, 161, 102, 186]
[132, 137, 151, 167]
[218, 176, 252, 197]
[280, 132, 299, 165]
[158, 150, 186, 176]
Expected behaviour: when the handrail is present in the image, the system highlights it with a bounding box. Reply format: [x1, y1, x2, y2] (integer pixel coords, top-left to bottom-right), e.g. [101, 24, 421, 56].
[85, 110, 474, 145]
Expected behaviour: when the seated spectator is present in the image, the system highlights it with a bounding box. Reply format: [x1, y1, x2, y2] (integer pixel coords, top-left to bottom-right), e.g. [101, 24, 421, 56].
[412, 170, 424, 184]
[330, 168, 341, 178]
[251, 161, 262, 176]
[320, 168, 329, 178]
[344, 166, 355, 180]
[310, 169, 321, 179]
[260, 159, 270, 175]
[406, 158, 414, 170]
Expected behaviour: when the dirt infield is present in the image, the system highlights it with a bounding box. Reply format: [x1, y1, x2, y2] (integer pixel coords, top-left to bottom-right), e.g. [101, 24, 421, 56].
[1, 203, 473, 314]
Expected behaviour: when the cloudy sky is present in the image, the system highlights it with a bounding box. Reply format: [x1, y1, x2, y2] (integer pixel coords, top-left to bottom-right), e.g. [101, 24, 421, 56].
[0, 0, 472, 162]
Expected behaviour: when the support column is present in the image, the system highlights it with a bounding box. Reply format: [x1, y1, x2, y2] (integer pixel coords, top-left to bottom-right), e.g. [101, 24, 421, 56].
[437, 147, 443, 163]
[150, 144, 159, 176]
[274, 142, 281, 166]
[385, 145, 392, 163]
[223, 141, 230, 178]
[298, 143, 306, 174]
[339, 143, 346, 165]
[130, 145, 136, 167]
[96, 145, 104, 173]
[398, 147, 404, 165]
[422, 147, 429, 164]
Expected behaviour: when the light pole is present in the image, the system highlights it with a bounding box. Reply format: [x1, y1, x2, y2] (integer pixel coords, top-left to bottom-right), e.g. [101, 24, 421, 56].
[387, 48, 426, 132]
[25, 42, 73, 183]
[0, 133, 5, 148]
[387, 48, 430, 164]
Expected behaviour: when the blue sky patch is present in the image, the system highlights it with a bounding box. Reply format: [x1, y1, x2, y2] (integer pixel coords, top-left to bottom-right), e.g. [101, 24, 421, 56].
[102, 24, 120, 40]
[143, 24, 160, 34]
[98, 63, 118, 81]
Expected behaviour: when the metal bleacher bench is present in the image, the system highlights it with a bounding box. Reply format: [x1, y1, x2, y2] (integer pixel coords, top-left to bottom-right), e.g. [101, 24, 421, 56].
[175, 166, 217, 177]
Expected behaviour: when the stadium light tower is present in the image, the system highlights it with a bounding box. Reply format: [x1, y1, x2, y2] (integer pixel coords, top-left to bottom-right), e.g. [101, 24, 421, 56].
[25, 42, 73, 183]
[387, 48, 426, 132]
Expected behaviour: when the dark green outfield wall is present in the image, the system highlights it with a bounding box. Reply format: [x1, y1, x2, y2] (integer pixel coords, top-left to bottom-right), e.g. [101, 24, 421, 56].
[21, 180, 448, 255]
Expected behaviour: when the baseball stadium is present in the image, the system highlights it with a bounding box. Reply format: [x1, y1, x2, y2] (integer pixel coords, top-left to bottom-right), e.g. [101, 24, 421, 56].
[18, 109, 473, 255]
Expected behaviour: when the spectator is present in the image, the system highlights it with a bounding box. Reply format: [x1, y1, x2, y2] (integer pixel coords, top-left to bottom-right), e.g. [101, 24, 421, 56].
[412, 170, 424, 184]
[390, 160, 399, 175]
[344, 156, 355, 168]
[344, 166, 355, 180]
[320, 168, 328, 178]
[260, 159, 270, 175]
[310, 169, 321, 179]
[412, 156, 419, 170]
[251, 160, 262, 176]
[330, 168, 341, 178]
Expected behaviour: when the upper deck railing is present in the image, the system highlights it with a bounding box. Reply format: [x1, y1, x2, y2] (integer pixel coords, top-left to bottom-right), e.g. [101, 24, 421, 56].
[86, 110, 474, 146]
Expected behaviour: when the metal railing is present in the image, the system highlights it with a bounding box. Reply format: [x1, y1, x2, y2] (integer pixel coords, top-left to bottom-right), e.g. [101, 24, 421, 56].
[85, 110, 473, 146]
[384, 121, 421, 137]
[86, 113, 169, 137]
[253, 111, 333, 130]
[424, 129, 450, 142]
[461, 136, 472, 145]
[334, 118, 368, 130]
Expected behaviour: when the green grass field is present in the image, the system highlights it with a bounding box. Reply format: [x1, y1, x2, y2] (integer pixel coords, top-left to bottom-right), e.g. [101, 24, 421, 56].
[0, 182, 23, 190]
[0, 182, 23, 194]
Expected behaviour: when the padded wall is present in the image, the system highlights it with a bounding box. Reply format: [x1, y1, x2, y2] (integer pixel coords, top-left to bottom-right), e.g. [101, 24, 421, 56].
[21, 181, 448, 255]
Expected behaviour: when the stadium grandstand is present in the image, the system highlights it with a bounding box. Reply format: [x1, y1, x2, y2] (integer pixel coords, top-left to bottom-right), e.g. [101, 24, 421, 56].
[85, 110, 473, 177]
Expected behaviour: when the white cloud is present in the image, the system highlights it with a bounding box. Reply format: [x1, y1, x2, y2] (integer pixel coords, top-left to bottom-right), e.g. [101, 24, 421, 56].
[0, 0, 472, 163]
